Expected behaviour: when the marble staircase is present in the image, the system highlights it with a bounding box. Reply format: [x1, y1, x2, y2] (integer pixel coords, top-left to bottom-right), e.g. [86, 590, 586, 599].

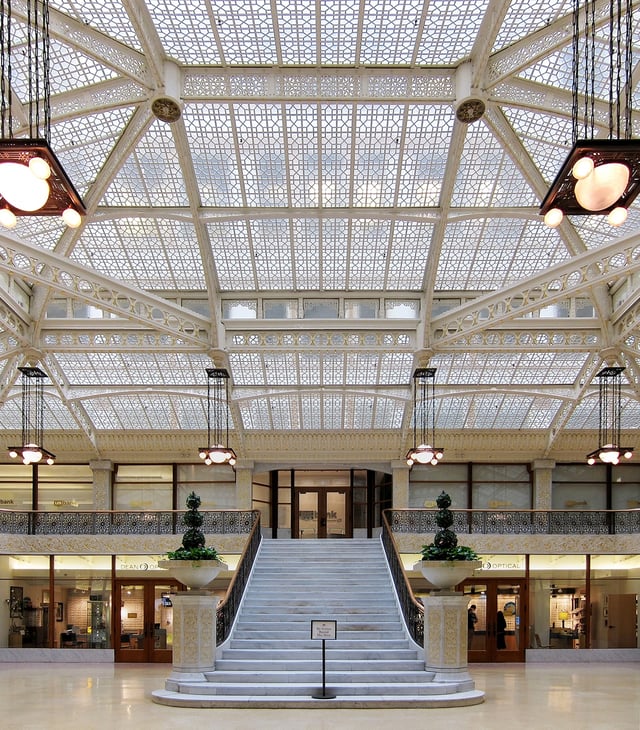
[153, 538, 484, 708]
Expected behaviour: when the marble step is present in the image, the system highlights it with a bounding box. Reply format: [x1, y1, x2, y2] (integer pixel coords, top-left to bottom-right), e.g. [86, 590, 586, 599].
[216, 640, 424, 656]
[232, 606, 395, 624]
[233, 626, 406, 636]
[216, 651, 424, 668]
[227, 638, 416, 651]
[170, 680, 473, 697]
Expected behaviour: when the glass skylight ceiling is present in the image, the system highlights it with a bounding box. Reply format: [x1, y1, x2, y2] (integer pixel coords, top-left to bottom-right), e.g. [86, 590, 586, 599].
[0, 0, 638, 463]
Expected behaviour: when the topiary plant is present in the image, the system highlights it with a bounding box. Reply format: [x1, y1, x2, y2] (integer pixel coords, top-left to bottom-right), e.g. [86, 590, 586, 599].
[420, 491, 479, 561]
[166, 491, 222, 560]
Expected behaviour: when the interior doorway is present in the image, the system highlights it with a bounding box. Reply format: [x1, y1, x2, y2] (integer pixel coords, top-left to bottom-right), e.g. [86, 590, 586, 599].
[462, 578, 527, 662]
[294, 488, 350, 538]
[114, 579, 180, 662]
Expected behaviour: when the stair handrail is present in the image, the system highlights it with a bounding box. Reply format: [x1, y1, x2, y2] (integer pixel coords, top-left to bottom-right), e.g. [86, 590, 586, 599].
[216, 510, 262, 644]
[381, 509, 424, 646]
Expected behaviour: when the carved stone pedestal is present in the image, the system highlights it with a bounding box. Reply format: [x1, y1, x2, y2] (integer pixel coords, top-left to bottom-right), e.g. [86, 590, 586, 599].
[422, 592, 474, 685]
[166, 591, 219, 686]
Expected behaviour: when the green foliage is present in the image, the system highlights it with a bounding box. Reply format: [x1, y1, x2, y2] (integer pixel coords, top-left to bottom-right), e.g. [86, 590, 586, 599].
[166, 546, 222, 561]
[420, 544, 479, 562]
[421, 490, 479, 562]
[166, 491, 222, 561]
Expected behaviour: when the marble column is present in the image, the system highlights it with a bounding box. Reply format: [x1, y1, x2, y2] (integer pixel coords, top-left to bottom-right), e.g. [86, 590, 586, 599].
[166, 592, 219, 687]
[391, 460, 411, 508]
[532, 459, 555, 510]
[89, 460, 113, 510]
[422, 592, 475, 685]
[234, 459, 254, 510]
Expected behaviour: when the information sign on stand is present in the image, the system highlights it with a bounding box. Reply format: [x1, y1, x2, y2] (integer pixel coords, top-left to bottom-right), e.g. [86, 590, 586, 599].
[311, 620, 337, 699]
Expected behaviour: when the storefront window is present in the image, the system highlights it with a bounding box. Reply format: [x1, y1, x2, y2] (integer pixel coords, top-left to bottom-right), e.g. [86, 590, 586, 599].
[37, 464, 93, 511]
[409, 463, 468, 508]
[176, 464, 236, 509]
[54, 556, 112, 649]
[114, 464, 173, 510]
[552, 464, 606, 510]
[590, 554, 640, 649]
[0, 464, 33, 509]
[611, 465, 640, 510]
[472, 464, 531, 509]
[1, 555, 50, 648]
[529, 554, 586, 649]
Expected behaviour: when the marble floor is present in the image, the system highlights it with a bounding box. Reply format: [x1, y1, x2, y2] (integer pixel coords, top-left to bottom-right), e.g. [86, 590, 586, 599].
[1, 662, 639, 729]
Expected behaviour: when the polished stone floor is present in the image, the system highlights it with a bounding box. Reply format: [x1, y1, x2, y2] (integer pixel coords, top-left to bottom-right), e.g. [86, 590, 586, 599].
[1, 662, 639, 729]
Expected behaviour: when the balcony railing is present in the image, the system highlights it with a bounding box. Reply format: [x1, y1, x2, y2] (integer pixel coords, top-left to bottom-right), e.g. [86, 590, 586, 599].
[385, 509, 640, 535]
[0, 509, 259, 535]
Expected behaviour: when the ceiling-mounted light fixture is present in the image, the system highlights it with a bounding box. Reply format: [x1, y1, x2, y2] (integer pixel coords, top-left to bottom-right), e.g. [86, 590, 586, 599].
[8, 366, 55, 465]
[0, 0, 86, 228]
[540, 0, 640, 228]
[586, 366, 633, 466]
[198, 368, 237, 467]
[406, 367, 444, 467]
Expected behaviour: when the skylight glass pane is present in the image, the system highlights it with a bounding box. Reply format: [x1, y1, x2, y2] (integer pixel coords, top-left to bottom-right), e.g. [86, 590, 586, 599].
[432, 353, 588, 386]
[321, 0, 361, 64]
[358, 0, 425, 65]
[493, 0, 572, 51]
[211, 0, 278, 64]
[184, 105, 243, 207]
[73, 219, 205, 289]
[286, 105, 320, 207]
[54, 352, 212, 386]
[51, 108, 135, 197]
[397, 106, 453, 206]
[103, 121, 189, 206]
[50, 0, 143, 51]
[321, 105, 355, 207]
[415, 0, 488, 65]
[436, 218, 569, 290]
[452, 122, 537, 207]
[277, 0, 317, 64]
[352, 105, 404, 207]
[147, 0, 222, 64]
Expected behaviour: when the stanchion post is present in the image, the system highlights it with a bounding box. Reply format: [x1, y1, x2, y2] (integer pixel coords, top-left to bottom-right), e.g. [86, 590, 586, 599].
[311, 619, 337, 699]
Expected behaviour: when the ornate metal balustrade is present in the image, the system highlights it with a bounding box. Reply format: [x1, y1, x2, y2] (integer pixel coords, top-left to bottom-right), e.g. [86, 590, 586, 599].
[216, 513, 262, 645]
[386, 509, 640, 535]
[381, 511, 423, 646]
[0, 509, 259, 536]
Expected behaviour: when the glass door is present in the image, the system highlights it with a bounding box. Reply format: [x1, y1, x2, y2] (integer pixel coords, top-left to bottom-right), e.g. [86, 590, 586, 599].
[295, 488, 349, 538]
[114, 579, 179, 662]
[462, 578, 526, 662]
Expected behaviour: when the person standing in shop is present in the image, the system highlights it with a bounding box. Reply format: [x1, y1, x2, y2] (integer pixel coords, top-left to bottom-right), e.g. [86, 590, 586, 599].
[497, 610, 507, 649]
[467, 604, 478, 649]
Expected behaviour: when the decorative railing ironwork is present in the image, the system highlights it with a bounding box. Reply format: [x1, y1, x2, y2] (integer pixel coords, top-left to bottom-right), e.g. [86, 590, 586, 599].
[381, 511, 424, 646]
[386, 509, 640, 535]
[1, 508, 638, 537]
[216, 512, 262, 644]
[0, 509, 259, 536]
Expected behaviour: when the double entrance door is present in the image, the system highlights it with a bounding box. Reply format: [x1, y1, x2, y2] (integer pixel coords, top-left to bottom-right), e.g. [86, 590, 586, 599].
[461, 578, 527, 662]
[114, 578, 180, 662]
[295, 488, 350, 538]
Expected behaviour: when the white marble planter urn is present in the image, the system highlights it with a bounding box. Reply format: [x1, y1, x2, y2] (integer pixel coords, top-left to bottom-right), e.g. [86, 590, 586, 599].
[414, 559, 482, 591]
[158, 559, 227, 590]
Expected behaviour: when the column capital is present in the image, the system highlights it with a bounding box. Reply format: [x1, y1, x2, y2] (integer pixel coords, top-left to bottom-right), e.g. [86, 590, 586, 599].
[532, 459, 555, 471]
[390, 459, 411, 471]
[89, 459, 113, 471]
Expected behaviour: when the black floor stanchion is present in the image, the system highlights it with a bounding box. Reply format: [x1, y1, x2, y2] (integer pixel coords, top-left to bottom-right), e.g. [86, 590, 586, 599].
[311, 619, 337, 699]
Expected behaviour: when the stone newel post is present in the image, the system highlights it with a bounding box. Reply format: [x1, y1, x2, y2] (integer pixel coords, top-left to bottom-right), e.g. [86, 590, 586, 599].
[166, 592, 219, 686]
[422, 592, 474, 685]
